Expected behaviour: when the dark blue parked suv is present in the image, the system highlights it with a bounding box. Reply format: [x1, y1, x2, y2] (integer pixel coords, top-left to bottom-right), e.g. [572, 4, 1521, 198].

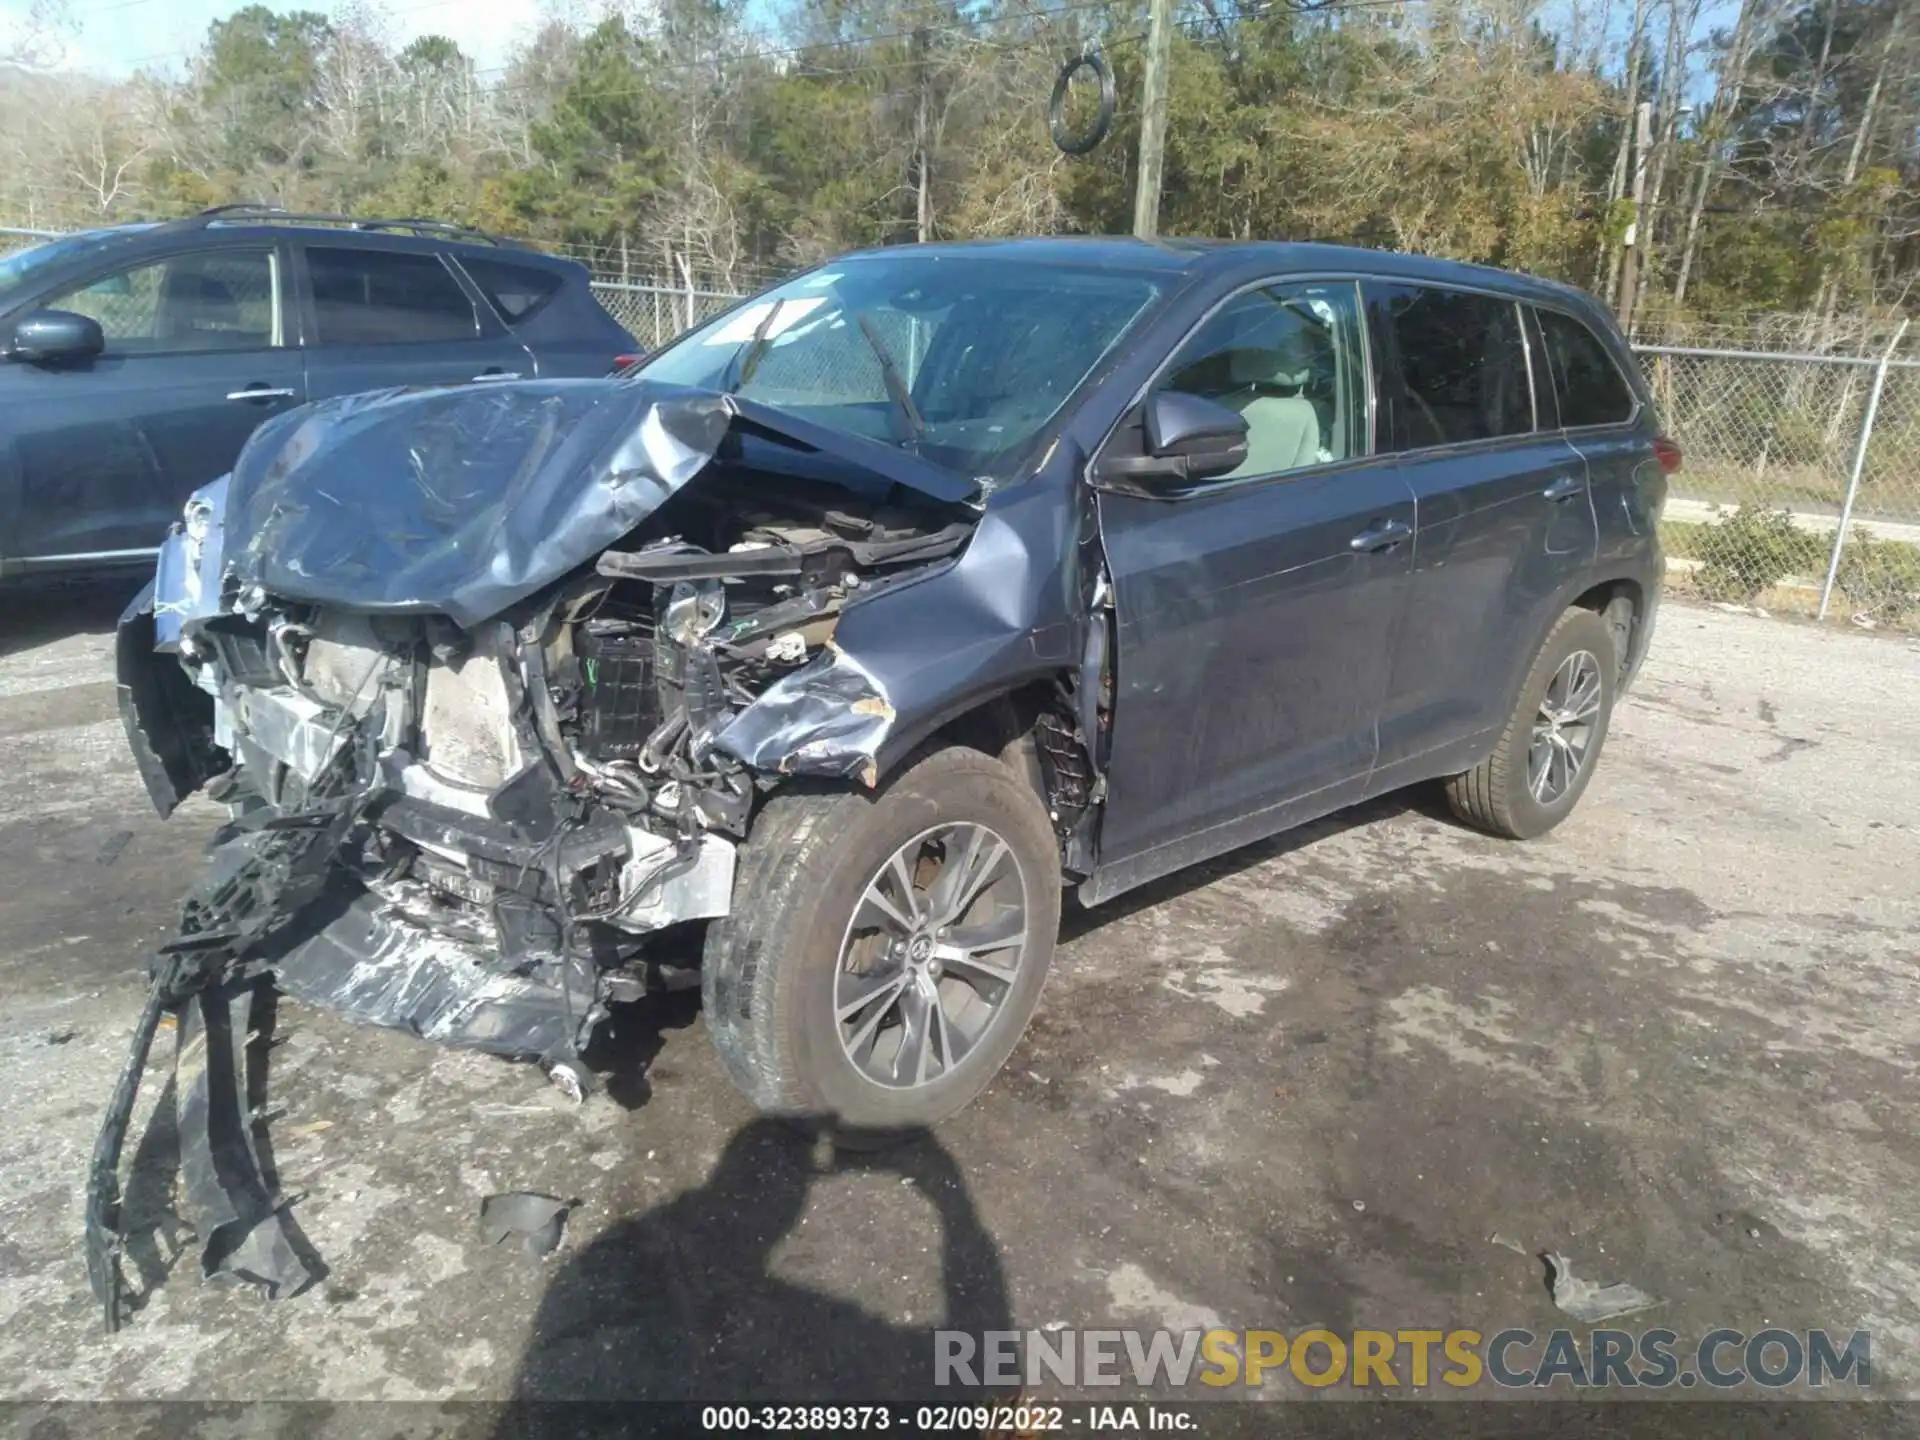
[91, 236, 1677, 1316]
[0, 205, 638, 582]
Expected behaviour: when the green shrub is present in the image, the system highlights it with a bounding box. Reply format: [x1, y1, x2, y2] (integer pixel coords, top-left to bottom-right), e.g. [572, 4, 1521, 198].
[1659, 518, 1708, 560]
[1833, 526, 1920, 625]
[1691, 504, 1825, 603]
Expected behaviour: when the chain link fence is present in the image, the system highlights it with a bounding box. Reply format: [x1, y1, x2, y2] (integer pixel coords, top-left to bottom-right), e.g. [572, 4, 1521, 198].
[591, 279, 742, 352]
[1638, 340, 1920, 633]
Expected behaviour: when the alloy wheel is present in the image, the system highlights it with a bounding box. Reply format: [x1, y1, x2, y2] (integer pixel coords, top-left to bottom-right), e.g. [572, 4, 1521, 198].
[833, 823, 1031, 1090]
[1528, 649, 1604, 804]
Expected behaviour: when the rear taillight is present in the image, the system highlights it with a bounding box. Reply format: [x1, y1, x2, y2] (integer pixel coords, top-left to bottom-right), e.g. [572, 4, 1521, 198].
[1652, 434, 1682, 474]
[612, 352, 642, 374]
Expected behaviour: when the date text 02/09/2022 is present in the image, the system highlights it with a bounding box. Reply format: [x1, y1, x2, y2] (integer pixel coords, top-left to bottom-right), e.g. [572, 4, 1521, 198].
[698, 1403, 1197, 1432]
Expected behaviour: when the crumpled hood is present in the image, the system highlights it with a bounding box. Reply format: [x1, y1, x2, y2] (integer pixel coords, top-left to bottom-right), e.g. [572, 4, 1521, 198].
[214, 378, 978, 630]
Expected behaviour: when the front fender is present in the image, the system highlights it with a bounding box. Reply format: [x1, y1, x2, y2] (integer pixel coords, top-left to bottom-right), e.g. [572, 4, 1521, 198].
[712, 478, 1085, 786]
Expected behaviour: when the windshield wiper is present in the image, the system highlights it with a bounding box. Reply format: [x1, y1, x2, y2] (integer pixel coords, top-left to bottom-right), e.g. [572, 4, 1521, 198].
[722, 298, 788, 395]
[855, 314, 926, 452]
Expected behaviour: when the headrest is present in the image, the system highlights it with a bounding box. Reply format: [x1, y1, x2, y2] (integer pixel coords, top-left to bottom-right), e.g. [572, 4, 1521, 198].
[1222, 309, 1316, 390]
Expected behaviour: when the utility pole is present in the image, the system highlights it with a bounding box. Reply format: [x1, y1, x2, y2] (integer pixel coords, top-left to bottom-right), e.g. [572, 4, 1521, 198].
[1615, 100, 1653, 332]
[1133, 0, 1174, 238]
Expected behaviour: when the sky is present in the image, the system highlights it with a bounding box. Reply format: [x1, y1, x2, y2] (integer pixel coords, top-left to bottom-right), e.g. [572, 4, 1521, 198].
[0, 0, 560, 78]
[1, 0, 1740, 92]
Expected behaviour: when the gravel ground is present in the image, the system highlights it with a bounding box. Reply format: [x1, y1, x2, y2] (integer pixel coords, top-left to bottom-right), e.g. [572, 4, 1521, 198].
[0, 583, 1917, 1419]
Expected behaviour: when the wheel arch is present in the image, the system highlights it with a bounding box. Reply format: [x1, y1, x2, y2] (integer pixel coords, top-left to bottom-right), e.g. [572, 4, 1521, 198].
[1499, 570, 1652, 714]
[1567, 573, 1656, 689]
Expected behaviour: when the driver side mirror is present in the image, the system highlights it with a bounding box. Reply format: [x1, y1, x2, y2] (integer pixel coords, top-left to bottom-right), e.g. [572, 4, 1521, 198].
[5, 308, 105, 366]
[1093, 390, 1249, 494]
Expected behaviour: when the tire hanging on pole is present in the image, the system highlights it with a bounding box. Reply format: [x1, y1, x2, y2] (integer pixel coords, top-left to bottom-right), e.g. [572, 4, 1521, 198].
[1049, 47, 1116, 156]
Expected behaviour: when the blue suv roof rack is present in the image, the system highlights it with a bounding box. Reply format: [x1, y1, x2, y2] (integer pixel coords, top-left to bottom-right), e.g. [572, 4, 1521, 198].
[158, 204, 508, 246]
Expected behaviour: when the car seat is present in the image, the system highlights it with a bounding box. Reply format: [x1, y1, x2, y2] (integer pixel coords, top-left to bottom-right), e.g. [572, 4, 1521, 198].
[158, 271, 245, 345]
[1220, 322, 1321, 475]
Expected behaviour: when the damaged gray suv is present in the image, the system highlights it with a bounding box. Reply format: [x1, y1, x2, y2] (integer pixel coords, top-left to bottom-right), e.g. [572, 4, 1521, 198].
[112, 237, 1669, 1161]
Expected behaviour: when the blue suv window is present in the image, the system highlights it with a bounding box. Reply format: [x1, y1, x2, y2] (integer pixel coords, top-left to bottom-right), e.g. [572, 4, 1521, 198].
[459, 256, 563, 321]
[45, 249, 278, 354]
[1534, 307, 1635, 428]
[1381, 285, 1533, 449]
[308, 246, 478, 345]
[1162, 280, 1368, 479]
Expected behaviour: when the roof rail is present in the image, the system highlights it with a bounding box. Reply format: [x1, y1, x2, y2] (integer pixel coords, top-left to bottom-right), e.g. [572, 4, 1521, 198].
[158, 204, 507, 246]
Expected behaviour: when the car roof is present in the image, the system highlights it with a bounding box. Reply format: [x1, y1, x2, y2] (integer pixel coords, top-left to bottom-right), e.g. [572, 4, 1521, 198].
[836, 235, 1607, 317]
[21, 215, 576, 272]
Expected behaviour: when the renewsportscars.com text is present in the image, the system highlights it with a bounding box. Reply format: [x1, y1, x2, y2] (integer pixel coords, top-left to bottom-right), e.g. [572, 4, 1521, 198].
[934, 1327, 1871, 1391]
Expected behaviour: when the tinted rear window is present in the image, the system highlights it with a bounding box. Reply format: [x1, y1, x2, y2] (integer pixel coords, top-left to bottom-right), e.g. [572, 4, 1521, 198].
[1535, 307, 1636, 427]
[307, 246, 478, 345]
[1380, 285, 1533, 448]
[459, 256, 564, 321]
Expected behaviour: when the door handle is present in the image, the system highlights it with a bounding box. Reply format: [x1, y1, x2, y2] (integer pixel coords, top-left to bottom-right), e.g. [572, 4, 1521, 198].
[472, 370, 522, 382]
[1542, 473, 1586, 502]
[1349, 519, 1413, 553]
[226, 386, 297, 402]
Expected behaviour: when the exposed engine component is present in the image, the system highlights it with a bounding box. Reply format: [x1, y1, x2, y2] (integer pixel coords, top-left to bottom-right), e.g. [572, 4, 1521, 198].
[135, 463, 979, 1086]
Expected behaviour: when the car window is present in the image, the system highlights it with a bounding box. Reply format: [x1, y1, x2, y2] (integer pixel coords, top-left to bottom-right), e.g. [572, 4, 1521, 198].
[1381, 286, 1532, 448]
[635, 257, 1165, 474]
[307, 246, 478, 345]
[458, 256, 564, 322]
[1159, 279, 1367, 481]
[1535, 306, 1635, 428]
[44, 249, 278, 354]
[744, 309, 901, 405]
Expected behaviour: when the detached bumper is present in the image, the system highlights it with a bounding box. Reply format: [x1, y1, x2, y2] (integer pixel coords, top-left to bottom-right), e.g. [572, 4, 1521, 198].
[270, 879, 589, 1060]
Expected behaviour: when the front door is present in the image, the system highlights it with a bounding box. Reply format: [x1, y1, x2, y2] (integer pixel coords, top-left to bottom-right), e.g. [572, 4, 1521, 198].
[1093, 278, 1416, 873]
[4, 244, 303, 565]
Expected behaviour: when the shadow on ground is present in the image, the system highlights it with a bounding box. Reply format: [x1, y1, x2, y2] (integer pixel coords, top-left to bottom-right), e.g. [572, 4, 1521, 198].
[505, 1117, 1015, 1404]
[0, 576, 138, 660]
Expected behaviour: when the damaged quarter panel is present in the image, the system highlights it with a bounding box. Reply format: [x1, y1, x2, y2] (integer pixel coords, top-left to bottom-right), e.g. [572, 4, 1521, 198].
[712, 472, 1084, 784]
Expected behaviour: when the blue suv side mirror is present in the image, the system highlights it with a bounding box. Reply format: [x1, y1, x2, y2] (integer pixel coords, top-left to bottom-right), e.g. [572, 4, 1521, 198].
[1094, 389, 1250, 493]
[6, 308, 106, 366]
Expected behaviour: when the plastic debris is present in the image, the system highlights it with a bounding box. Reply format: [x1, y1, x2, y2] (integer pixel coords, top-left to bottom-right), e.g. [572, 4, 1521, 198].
[1543, 1252, 1660, 1322]
[479, 1192, 576, 1258]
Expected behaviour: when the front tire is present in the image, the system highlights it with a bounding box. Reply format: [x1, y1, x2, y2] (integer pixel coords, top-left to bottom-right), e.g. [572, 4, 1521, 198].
[1446, 606, 1618, 840]
[703, 746, 1061, 1131]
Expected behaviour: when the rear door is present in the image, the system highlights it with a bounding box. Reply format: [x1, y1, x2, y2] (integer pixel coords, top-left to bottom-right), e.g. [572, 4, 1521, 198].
[453, 252, 632, 377]
[1367, 281, 1596, 779]
[1094, 277, 1417, 869]
[1530, 303, 1652, 571]
[295, 242, 530, 401]
[5, 242, 303, 565]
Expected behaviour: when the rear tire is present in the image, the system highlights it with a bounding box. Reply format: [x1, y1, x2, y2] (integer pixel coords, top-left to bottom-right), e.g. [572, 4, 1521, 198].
[1446, 606, 1618, 840]
[703, 746, 1062, 1133]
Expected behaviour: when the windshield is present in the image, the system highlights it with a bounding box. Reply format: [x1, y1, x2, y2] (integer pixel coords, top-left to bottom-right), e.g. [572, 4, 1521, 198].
[0, 229, 142, 305]
[636, 254, 1168, 473]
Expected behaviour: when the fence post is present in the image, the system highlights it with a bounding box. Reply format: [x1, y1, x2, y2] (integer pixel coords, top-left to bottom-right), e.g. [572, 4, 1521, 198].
[1818, 317, 1910, 619]
[676, 250, 696, 332]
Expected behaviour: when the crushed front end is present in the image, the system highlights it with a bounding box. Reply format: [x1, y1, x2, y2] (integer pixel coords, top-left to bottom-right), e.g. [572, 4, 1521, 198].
[92, 377, 989, 1323]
